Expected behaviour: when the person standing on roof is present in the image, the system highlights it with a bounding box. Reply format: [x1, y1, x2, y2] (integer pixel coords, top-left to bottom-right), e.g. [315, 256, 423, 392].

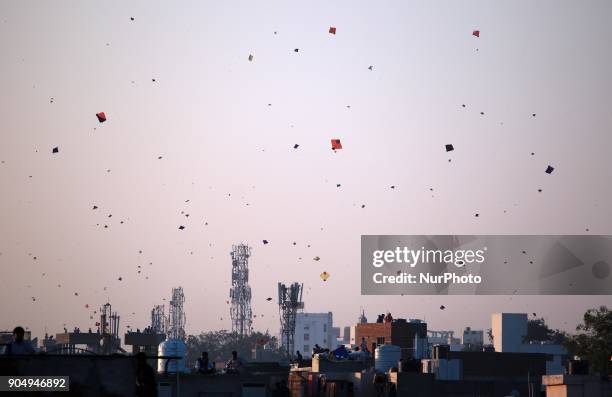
[384, 313, 393, 323]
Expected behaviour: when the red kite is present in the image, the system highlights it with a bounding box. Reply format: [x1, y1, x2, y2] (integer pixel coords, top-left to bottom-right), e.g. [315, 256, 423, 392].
[331, 139, 342, 150]
[96, 112, 106, 123]
[329, 27, 336, 35]
[472, 30, 480, 38]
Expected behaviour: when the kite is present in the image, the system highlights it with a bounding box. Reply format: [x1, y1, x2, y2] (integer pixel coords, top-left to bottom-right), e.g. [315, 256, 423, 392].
[178, 225, 185, 230]
[331, 139, 342, 150]
[368, 65, 373, 71]
[313, 256, 321, 261]
[96, 112, 106, 123]
[545, 165, 554, 174]
[266, 297, 273, 301]
[294, 144, 299, 149]
[52, 147, 59, 154]
[263, 239, 269, 244]
[248, 54, 253, 62]
[472, 30, 480, 38]
[329, 27, 336, 35]
[320, 271, 330, 282]
[440, 305, 446, 310]
[445, 144, 454, 152]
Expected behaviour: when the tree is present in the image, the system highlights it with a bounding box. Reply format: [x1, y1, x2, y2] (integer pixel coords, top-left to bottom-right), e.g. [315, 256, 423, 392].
[523, 317, 568, 345]
[184, 330, 280, 369]
[486, 328, 494, 344]
[564, 306, 612, 376]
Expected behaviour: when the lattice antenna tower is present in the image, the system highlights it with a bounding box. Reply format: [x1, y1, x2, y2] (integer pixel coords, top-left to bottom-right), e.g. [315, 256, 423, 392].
[151, 305, 166, 334]
[230, 244, 253, 337]
[168, 287, 186, 340]
[278, 282, 304, 357]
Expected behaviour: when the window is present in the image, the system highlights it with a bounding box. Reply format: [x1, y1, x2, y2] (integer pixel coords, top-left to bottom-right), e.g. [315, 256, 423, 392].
[304, 333, 310, 341]
[377, 337, 385, 345]
[304, 325, 309, 331]
[304, 345, 310, 352]
[323, 324, 327, 332]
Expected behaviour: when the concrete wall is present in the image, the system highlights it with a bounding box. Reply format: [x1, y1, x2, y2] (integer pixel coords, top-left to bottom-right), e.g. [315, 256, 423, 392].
[0, 354, 136, 396]
[158, 372, 287, 397]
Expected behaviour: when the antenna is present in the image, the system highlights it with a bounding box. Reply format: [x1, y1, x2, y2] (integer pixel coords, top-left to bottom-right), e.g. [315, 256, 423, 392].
[168, 287, 186, 341]
[230, 244, 253, 338]
[278, 282, 304, 358]
[99, 302, 120, 354]
[150, 305, 166, 334]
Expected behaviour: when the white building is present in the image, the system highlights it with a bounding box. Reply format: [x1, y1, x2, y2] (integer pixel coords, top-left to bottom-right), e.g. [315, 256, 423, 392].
[491, 313, 566, 375]
[294, 312, 334, 356]
[461, 327, 484, 349]
[428, 330, 463, 352]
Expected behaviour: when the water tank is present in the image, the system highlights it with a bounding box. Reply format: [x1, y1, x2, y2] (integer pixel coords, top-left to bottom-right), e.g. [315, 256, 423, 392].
[157, 339, 187, 373]
[375, 344, 401, 373]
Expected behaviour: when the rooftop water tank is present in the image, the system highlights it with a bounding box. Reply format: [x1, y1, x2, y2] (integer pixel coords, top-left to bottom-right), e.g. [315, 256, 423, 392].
[157, 339, 187, 373]
[375, 344, 401, 373]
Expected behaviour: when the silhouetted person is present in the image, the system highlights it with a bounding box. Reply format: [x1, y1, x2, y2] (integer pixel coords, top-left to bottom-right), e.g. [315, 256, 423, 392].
[196, 351, 214, 374]
[135, 352, 157, 397]
[384, 312, 393, 323]
[376, 314, 384, 323]
[225, 350, 243, 374]
[3, 327, 34, 355]
[295, 350, 303, 362]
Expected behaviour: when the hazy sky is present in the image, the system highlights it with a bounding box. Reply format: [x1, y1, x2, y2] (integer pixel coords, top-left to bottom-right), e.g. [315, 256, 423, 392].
[1, 1, 611, 340]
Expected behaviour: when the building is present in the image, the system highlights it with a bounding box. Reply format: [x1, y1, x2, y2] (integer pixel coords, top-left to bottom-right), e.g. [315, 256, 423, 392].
[354, 318, 427, 358]
[542, 374, 611, 397]
[294, 312, 334, 356]
[491, 313, 567, 374]
[124, 331, 166, 355]
[423, 347, 550, 394]
[462, 327, 484, 350]
[342, 326, 350, 344]
[491, 313, 528, 353]
[428, 330, 463, 352]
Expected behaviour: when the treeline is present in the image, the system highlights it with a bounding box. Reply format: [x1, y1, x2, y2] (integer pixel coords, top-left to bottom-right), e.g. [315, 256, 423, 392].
[184, 330, 280, 368]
